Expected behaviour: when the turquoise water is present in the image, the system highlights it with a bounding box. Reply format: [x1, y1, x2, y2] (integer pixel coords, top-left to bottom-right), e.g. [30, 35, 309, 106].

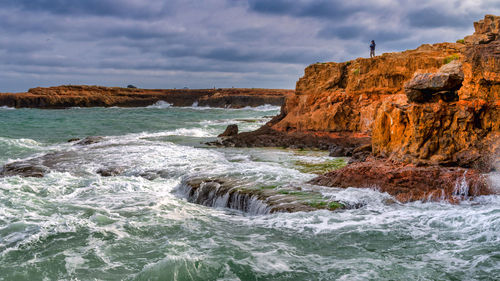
[0, 104, 499, 280]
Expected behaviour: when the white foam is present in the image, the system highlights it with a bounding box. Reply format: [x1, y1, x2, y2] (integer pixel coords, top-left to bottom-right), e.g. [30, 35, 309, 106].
[146, 100, 172, 109]
[0, 137, 42, 149]
[0, 106, 15, 110]
[487, 172, 500, 193]
[238, 104, 281, 112]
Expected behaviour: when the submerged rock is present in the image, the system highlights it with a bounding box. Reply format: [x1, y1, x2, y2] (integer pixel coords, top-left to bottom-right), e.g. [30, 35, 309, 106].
[0, 151, 79, 178]
[0, 161, 49, 178]
[177, 178, 347, 214]
[76, 136, 105, 145]
[96, 166, 126, 177]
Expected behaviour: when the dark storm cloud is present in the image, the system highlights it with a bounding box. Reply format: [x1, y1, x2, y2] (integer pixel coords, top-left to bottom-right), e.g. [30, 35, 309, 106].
[247, 0, 356, 19]
[2, 0, 171, 19]
[407, 8, 476, 28]
[317, 25, 408, 42]
[0, 0, 498, 92]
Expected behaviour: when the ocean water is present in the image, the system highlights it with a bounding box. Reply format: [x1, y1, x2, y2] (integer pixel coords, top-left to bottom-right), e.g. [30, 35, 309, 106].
[0, 104, 499, 280]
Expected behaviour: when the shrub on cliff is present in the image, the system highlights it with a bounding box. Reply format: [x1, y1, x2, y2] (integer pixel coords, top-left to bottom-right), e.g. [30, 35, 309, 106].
[443, 54, 459, 64]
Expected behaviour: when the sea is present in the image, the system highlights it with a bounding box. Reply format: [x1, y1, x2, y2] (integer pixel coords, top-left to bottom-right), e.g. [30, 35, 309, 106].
[0, 103, 499, 280]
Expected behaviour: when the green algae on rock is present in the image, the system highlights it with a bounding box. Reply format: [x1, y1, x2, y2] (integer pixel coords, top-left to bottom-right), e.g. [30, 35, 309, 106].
[178, 177, 347, 214]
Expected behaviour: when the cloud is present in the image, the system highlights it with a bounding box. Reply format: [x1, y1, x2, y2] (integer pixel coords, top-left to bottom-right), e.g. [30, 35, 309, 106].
[2, 0, 173, 19]
[247, 0, 357, 19]
[0, 0, 498, 92]
[407, 8, 476, 28]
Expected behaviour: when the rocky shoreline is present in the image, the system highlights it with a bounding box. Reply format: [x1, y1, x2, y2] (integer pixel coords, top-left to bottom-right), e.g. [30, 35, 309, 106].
[0, 85, 293, 109]
[2, 15, 498, 213]
[210, 15, 500, 203]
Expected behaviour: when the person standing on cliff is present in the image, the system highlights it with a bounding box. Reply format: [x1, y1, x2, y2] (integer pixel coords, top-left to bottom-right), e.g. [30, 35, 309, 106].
[370, 40, 376, 58]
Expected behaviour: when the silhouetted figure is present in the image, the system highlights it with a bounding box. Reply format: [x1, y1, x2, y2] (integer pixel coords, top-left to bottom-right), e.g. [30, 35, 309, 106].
[370, 40, 376, 58]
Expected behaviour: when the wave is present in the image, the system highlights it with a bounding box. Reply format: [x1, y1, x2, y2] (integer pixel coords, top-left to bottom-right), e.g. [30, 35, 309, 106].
[488, 172, 500, 193]
[0, 106, 15, 110]
[237, 104, 281, 112]
[146, 100, 172, 109]
[0, 137, 42, 149]
[181, 104, 281, 111]
[121, 127, 216, 139]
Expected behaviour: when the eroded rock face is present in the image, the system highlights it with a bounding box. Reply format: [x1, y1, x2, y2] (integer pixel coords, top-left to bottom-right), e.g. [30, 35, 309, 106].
[464, 14, 500, 44]
[309, 158, 492, 203]
[372, 100, 499, 170]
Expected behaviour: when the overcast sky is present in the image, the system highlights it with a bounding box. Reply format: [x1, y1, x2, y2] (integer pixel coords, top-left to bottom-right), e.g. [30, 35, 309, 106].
[0, 0, 498, 92]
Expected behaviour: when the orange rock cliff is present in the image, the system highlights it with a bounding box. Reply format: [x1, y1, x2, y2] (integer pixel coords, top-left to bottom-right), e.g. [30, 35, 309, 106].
[221, 15, 499, 201]
[273, 15, 499, 170]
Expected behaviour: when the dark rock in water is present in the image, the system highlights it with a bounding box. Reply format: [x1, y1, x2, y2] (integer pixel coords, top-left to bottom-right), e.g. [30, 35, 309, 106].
[177, 177, 347, 214]
[0, 151, 79, 178]
[329, 145, 354, 157]
[76, 136, 104, 145]
[348, 144, 372, 164]
[0, 161, 49, 178]
[329, 143, 371, 164]
[97, 166, 125, 177]
[211, 125, 370, 151]
[67, 138, 80, 143]
[218, 124, 239, 137]
[309, 158, 492, 203]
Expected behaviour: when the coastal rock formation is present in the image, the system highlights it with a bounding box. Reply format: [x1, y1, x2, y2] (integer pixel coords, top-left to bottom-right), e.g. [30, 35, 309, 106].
[309, 158, 491, 203]
[0, 86, 293, 109]
[464, 14, 500, 44]
[220, 15, 500, 202]
[178, 178, 347, 214]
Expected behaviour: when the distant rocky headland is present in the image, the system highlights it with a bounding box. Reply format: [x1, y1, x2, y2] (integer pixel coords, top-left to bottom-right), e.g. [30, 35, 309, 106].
[0, 85, 294, 108]
[215, 14, 500, 202]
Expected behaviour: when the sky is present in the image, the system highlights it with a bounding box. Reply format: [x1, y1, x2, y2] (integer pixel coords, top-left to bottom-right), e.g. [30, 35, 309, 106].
[0, 0, 499, 92]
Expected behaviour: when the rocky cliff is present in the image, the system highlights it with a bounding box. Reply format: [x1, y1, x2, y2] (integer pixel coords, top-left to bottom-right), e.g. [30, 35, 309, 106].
[221, 15, 500, 201]
[0, 85, 293, 108]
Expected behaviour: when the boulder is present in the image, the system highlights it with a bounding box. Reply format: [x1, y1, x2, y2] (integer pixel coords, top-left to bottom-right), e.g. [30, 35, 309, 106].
[404, 61, 464, 103]
[218, 124, 238, 137]
[405, 72, 462, 92]
[439, 60, 464, 79]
